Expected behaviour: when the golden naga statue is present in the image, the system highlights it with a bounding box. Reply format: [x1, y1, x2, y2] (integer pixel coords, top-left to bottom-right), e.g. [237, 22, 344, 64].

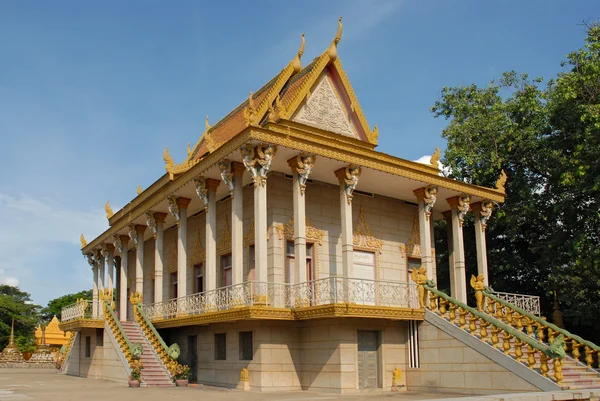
[411, 266, 428, 308]
[80, 234, 87, 249]
[129, 291, 143, 306]
[430, 146, 441, 169]
[470, 274, 486, 311]
[105, 201, 114, 219]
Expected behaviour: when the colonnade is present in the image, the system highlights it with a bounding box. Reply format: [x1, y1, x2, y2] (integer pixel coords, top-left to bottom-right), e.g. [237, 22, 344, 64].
[86, 144, 493, 319]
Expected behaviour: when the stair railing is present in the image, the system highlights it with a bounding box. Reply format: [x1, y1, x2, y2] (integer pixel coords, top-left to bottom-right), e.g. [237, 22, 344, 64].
[482, 286, 600, 369]
[100, 289, 143, 365]
[130, 291, 181, 378]
[410, 268, 566, 385]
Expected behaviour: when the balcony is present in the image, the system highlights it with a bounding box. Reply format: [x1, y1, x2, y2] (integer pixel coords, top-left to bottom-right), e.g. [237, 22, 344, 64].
[59, 300, 104, 331]
[143, 277, 423, 328]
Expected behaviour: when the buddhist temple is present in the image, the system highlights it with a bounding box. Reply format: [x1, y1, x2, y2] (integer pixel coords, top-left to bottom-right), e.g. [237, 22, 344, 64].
[35, 317, 68, 348]
[58, 19, 600, 394]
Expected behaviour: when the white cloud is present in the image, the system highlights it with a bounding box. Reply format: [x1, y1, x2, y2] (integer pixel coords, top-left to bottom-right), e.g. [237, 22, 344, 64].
[414, 154, 451, 177]
[0, 193, 106, 304]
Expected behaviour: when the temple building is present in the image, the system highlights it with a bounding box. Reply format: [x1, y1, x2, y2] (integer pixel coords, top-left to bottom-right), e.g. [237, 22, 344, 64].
[59, 19, 600, 394]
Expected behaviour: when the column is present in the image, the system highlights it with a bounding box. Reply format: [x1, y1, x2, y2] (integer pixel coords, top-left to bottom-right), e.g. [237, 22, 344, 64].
[103, 245, 115, 290]
[134, 225, 146, 295]
[443, 211, 456, 297]
[446, 195, 471, 303]
[231, 163, 245, 286]
[117, 235, 129, 321]
[414, 186, 437, 281]
[153, 212, 167, 303]
[97, 250, 105, 292]
[205, 180, 220, 292]
[289, 154, 315, 285]
[176, 198, 191, 299]
[334, 166, 361, 282]
[90, 255, 99, 318]
[472, 201, 493, 286]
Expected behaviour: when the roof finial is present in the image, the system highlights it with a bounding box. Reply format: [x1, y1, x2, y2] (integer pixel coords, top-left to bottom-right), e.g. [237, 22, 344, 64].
[205, 115, 211, 133]
[80, 234, 87, 249]
[187, 142, 192, 157]
[137, 185, 143, 195]
[105, 201, 114, 219]
[328, 17, 343, 61]
[292, 33, 305, 73]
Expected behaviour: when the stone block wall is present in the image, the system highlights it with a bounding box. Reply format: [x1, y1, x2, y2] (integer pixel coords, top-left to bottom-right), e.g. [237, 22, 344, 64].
[405, 320, 538, 395]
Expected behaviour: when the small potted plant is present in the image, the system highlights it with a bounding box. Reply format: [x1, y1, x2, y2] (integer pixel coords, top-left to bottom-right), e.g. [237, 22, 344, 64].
[173, 363, 190, 387]
[128, 359, 143, 388]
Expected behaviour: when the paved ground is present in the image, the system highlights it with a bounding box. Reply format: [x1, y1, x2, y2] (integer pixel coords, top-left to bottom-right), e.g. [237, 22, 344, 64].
[0, 368, 468, 401]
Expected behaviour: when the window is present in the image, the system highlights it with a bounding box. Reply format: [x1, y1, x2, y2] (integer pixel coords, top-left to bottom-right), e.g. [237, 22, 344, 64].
[285, 241, 314, 284]
[170, 273, 178, 298]
[194, 264, 204, 293]
[95, 329, 103, 347]
[239, 331, 253, 361]
[214, 333, 226, 360]
[85, 336, 91, 357]
[221, 254, 232, 287]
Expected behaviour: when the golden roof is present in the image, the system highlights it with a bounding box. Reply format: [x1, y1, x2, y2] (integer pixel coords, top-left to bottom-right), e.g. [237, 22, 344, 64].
[35, 316, 68, 346]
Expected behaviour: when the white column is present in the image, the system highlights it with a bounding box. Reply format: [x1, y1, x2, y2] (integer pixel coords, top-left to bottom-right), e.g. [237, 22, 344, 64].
[472, 202, 492, 286]
[447, 196, 470, 303]
[335, 167, 360, 283]
[135, 225, 146, 295]
[154, 212, 167, 303]
[443, 211, 456, 296]
[205, 180, 220, 292]
[176, 198, 191, 299]
[97, 251, 105, 292]
[105, 245, 115, 290]
[254, 179, 268, 285]
[414, 187, 435, 281]
[232, 164, 245, 286]
[118, 236, 129, 321]
[91, 257, 99, 318]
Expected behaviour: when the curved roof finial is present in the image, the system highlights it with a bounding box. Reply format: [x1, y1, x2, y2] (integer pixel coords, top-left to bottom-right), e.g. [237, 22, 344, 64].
[292, 33, 306, 73]
[328, 17, 343, 61]
[205, 115, 211, 133]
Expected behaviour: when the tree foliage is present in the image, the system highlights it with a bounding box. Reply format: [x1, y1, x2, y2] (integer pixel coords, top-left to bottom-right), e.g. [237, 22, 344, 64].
[431, 22, 600, 336]
[0, 285, 40, 351]
[40, 290, 92, 322]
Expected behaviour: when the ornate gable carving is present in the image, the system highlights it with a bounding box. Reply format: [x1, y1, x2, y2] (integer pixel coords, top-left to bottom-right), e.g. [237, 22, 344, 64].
[292, 75, 357, 139]
[243, 217, 272, 247]
[275, 217, 324, 245]
[353, 206, 383, 253]
[400, 216, 421, 257]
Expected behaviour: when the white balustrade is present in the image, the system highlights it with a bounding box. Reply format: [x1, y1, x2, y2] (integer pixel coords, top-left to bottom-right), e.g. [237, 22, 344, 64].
[142, 278, 419, 320]
[492, 291, 541, 316]
[60, 300, 102, 322]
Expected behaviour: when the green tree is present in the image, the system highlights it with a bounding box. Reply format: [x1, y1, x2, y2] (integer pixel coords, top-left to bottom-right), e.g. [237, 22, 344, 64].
[40, 290, 92, 322]
[430, 22, 600, 337]
[0, 285, 40, 351]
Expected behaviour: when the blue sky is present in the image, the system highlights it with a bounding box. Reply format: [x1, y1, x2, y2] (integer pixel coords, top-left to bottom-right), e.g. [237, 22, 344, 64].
[0, 0, 596, 307]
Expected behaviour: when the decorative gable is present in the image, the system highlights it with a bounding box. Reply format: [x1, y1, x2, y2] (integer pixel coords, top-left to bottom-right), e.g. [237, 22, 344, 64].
[292, 74, 359, 139]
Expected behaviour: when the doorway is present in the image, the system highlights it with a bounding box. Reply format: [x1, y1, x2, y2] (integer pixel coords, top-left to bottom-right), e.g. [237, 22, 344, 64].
[357, 330, 380, 389]
[188, 335, 197, 382]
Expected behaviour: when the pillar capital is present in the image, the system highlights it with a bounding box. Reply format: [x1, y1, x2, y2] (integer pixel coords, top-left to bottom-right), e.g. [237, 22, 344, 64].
[135, 224, 147, 235]
[153, 212, 168, 223]
[232, 161, 246, 176]
[218, 160, 234, 196]
[335, 165, 361, 204]
[446, 194, 471, 227]
[100, 244, 115, 258]
[205, 178, 221, 192]
[288, 154, 316, 196]
[176, 197, 192, 209]
[471, 200, 494, 232]
[240, 143, 277, 187]
[414, 185, 438, 220]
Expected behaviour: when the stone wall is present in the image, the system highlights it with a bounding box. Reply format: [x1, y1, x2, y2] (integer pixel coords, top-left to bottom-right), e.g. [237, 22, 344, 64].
[160, 318, 408, 393]
[405, 320, 539, 395]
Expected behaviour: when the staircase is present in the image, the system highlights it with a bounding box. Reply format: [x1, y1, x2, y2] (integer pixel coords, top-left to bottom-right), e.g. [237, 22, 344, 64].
[121, 322, 174, 387]
[420, 282, 600, 391]
[473, 319, 600, 390]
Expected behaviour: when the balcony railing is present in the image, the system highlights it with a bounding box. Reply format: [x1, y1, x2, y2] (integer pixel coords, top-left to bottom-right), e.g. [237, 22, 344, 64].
[492, 291, 541, 316]
[60, 300, 102, 322]
[142, 277, 419, 320]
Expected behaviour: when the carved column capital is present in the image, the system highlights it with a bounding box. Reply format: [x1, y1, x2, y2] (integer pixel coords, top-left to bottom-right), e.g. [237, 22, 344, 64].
[447, 194, 471, 227]
[145, 211, 157, 237]
[100, 244, 115, 259]
[414, 185, 438, 220]
[193, 177, 209, 211]
[218, 159, 235, 196]
[205, 178, 221, 192]
[472, 201, 494, 232]
[288, 153, 316, 195]
[167, 196, 180, 223]
[335, 165, 361, 204]
[240, 143, 277, 187]
[127, 224, 138, 248]
[232, 161, 246, 177]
